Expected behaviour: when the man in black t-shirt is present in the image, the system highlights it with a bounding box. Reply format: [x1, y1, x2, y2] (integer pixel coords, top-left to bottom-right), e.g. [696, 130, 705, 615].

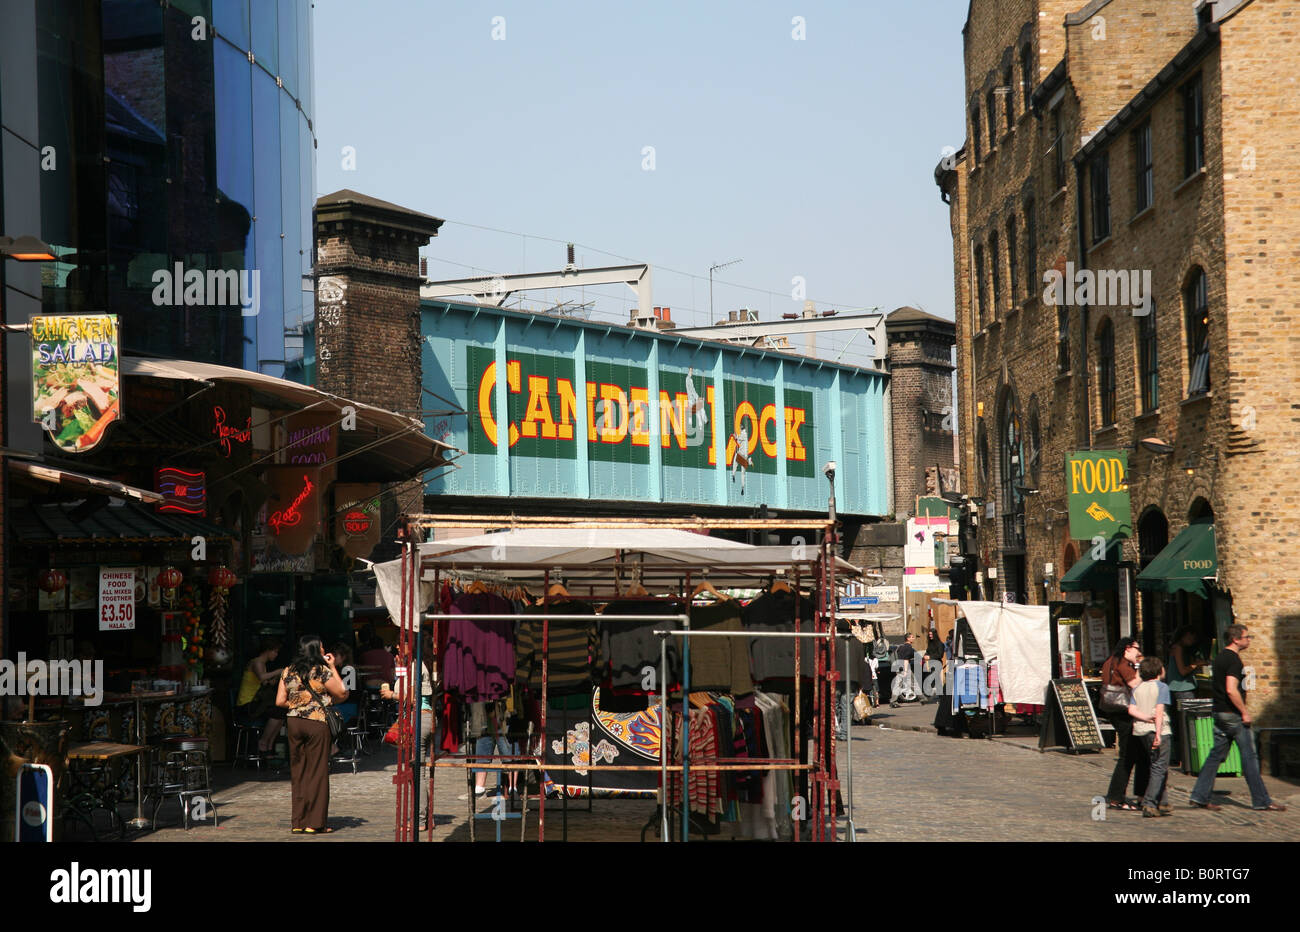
[1189, 624, 1286, 812]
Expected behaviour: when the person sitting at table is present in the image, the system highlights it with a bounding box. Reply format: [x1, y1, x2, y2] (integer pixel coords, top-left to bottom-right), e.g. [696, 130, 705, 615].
[329, 642, 360, 754]
[236, 637, 285, 755]
[359, 637, 396, 688]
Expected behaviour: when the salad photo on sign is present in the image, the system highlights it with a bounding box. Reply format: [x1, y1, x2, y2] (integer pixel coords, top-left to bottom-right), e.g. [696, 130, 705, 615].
[30, 314, 121, 453]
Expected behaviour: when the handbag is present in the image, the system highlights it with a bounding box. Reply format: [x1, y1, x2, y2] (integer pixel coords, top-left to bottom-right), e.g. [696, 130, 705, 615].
[302, 674, 345, 741]
[1098, 661, 1130, 714]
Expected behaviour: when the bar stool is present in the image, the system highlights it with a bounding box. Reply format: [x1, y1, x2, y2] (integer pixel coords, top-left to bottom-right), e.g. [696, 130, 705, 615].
[330, 702, 367, 774]
[146, 736, 219, 829]
[231, 715, 267, 769]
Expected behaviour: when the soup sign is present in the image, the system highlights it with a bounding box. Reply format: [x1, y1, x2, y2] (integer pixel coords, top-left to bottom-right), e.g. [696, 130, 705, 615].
[1066, 450, 1132, 540]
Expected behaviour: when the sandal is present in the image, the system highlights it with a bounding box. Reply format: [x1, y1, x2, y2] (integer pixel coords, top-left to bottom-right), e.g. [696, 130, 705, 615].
[1108, 801, 1139, 812]
[291, 828, 306, 834]
[303, 826, 335, 834]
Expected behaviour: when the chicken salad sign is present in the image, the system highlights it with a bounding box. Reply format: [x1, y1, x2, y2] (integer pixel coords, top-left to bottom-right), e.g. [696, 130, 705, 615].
[31, 314, 121, 453]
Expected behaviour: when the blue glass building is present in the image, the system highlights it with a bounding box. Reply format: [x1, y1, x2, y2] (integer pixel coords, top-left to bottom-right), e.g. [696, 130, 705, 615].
[1, 0, 316, 381]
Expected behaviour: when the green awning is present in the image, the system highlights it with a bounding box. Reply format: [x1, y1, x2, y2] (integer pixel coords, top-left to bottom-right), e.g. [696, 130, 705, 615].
[1136, 518, 1216, 596]
[1060, 536, 1125, 591]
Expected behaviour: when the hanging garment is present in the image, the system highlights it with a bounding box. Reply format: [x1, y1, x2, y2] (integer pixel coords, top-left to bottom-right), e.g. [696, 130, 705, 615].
[444, 591, 516, 702]
[541, 688, 662, 799]
[953, 662, 987, 711]
[743, 589, 818, 682]
[517, 600, 599, 696]
[987, 659, 1003, 712]
[687, 601, 753, 696]
[599, 600, 681, 689]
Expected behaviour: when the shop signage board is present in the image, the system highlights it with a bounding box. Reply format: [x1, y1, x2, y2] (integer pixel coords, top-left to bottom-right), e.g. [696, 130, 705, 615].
[30, 314, 121, 453]
[1083, 602, 1109, 667]
[261, 466, 322, 558]
[279, 412, 338, 487]
[421, 300, 889, 515]
[156, 467, 206, 516]
[1066, 450, 1132, 540]
[334, 483, 383, 558]
[98, 567, 137, 631]
[867, 586, 899, 602]
[1040, 677, 1104, 752]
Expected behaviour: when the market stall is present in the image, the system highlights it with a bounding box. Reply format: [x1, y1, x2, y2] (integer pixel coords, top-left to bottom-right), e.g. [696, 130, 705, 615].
[373, 519, 861, 842]
[931, 600, 1052, 738]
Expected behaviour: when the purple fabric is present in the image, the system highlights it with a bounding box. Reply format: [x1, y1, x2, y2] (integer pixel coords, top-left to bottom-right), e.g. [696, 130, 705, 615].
[445, 592, 516, 701]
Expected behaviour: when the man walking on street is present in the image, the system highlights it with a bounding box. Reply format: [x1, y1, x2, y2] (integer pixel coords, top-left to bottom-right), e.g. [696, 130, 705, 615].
[890, 633, 919, 707]
[1188, 624, 1286, 812]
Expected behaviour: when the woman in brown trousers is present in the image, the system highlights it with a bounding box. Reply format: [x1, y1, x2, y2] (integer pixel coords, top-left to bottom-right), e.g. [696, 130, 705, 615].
[276, 635, 349, 834]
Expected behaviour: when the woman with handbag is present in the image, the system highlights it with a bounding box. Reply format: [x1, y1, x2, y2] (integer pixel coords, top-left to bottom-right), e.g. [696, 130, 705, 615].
[276, 635, 349, 834]
[1100, 637, 1148, 812]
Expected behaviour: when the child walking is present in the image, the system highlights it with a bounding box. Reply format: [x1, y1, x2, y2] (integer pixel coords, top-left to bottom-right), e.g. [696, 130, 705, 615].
[1129, 657, 1174, 818]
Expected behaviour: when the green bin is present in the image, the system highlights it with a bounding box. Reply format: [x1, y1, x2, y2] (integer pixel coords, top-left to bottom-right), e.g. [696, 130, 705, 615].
[1187, 714, 1242, 776]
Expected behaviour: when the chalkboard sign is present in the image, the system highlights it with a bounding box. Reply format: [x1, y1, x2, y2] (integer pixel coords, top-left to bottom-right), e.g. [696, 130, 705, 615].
[1039, 677, 1104, 752]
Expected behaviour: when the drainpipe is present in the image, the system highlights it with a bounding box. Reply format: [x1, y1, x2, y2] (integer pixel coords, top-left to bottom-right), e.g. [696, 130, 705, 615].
[1074, 159, 1093, 452]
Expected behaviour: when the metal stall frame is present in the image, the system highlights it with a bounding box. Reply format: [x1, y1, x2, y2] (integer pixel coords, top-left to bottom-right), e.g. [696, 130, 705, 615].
[391, 516, 853, 843]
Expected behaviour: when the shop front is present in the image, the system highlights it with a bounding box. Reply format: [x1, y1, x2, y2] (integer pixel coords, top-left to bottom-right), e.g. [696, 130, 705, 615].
[5, 334, 454, 766]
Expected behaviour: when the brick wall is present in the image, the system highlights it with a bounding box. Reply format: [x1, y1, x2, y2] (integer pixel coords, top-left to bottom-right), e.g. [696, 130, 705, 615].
[314, 194, 444, 529]
[947, 0, 1299, 725]
[1216, 0, 1300, 724]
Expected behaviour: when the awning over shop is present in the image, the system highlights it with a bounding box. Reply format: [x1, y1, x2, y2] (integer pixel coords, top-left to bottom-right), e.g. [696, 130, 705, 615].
[1136, 518, 1216, 596]
[8, 460, 164, 504]
[120, 356, 459, 482]
[10, 500, 235, 545]
[1059, 536, 1125, 592]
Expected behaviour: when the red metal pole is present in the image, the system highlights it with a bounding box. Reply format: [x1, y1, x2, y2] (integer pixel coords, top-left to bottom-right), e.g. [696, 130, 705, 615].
[539, 568, 549, 842]
[793, 564, 801, 844]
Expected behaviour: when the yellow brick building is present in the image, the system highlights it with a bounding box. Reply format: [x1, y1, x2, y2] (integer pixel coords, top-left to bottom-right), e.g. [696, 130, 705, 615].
[936, 0, 1299, 726]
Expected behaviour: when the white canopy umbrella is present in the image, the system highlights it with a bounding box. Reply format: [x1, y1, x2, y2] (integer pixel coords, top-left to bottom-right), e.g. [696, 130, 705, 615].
[372, 527, 860, 627]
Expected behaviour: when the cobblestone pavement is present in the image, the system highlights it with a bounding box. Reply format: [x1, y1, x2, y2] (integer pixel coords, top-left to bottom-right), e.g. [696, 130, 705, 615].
[126, 711, 1299, 843]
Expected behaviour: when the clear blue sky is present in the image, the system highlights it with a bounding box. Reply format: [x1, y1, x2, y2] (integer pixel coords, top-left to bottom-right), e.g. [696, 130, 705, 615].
[314, 0, 970, 367]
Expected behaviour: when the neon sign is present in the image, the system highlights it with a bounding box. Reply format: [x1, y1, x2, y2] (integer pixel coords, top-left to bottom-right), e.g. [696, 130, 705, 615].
[212, 405, 252, 457]
[343, 509, 372, 536]
[156, 468, 206, 515]
[268, 474, 314, 534]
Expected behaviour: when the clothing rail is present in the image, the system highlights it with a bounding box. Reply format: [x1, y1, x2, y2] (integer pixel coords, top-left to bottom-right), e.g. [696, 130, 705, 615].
[396, 519, 844, 843]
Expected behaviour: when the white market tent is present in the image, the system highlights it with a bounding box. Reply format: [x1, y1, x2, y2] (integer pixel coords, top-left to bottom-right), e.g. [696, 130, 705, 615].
[954, 601, 1052, 706]
[372, 527, 862, 627]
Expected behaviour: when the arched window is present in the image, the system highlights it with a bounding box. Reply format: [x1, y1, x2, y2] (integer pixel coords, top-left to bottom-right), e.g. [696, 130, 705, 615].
[1097, 318, 1116, 425]
[1138, 509, 1168, 567]
[1189, 498, 1214, 523]
[1184, 267, 1210, 395]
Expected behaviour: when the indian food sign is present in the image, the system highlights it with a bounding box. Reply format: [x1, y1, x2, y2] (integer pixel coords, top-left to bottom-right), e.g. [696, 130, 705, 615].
[1066, 450, 1132, 540]
[31, 314, 121, 453]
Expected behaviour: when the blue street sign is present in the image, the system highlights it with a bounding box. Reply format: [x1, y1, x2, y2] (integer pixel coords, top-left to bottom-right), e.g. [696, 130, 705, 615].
[17, 763, 53, 842]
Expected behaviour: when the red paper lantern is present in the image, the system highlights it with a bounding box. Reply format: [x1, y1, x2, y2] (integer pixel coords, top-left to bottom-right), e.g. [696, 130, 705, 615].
[207, 566, 237, 590]
[37, 569, 68, 593]
[156, 566, 183, 591]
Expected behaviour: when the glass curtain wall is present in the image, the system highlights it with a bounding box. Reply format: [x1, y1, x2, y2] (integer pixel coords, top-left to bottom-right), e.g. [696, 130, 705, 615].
[33, 0, 314, 379]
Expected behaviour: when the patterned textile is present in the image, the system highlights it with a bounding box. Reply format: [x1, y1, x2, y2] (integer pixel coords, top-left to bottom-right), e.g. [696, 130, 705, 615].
[541, 689, 663, 799]
[281, 664, 334, 722]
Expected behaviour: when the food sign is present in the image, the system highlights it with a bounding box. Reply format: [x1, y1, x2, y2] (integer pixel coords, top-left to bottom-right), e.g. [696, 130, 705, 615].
[31, 314, 121, 453]
[98, 567, 137, 631]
